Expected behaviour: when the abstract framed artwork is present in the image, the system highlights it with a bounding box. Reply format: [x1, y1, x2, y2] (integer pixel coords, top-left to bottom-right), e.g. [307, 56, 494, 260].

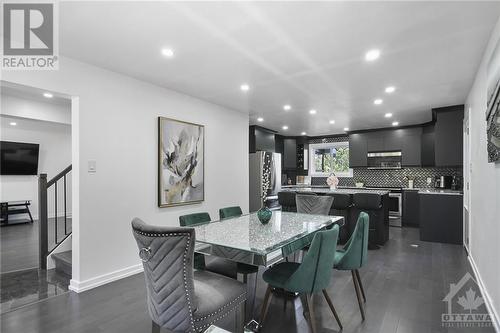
[487, 39, 500, 163]
[158, 117, 204, 207]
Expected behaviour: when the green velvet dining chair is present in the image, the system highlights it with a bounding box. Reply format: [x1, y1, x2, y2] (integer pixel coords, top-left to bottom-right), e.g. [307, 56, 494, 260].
[259, 225, 342, 333]
[219, 206, 243, 219]
[333, 211, 369, 321]
[179, 212, 212, 270]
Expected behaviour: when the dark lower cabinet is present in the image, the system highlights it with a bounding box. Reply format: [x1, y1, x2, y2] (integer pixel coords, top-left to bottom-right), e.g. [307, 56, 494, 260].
[402, 190, 419, 227]
[419, 193, 463, 244]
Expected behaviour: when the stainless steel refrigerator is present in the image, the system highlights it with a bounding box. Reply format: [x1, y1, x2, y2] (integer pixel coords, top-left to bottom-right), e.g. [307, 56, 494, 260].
[249, 152, 282, 212]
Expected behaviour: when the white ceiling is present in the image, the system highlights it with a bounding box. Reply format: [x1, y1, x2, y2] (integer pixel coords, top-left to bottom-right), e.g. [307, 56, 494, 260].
[59, 1, 500, 136]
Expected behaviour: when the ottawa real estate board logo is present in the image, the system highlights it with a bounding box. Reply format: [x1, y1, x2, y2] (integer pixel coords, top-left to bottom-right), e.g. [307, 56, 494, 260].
[442, 272, 492, 328]
[1, 1, 59, 70]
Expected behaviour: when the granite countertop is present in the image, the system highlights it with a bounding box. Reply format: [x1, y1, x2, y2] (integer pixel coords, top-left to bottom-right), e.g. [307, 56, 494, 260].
[418, 189, 463, 196]
[280, 187, 390, 195]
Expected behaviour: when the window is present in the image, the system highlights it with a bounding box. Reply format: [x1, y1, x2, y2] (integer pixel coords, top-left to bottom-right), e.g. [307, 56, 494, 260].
[309, 142, 353, 177]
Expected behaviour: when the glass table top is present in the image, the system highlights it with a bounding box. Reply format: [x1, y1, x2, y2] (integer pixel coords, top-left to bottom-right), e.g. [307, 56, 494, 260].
[193, 211, 343, 256]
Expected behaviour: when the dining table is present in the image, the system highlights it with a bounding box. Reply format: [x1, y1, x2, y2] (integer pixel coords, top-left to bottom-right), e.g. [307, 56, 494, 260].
[192, 211, 345, 331]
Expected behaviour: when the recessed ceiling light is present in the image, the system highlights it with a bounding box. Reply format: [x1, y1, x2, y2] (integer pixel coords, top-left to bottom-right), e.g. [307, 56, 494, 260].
[257, 117, 264, 122]
[240, 84, 250, 92]
[283, 105, 291, 111]
[161, 48, 174, 58]
[385, 113, 393, 118]
[392, 121, 399, 126]
[329, 120, 335, 124]
[309, 109, 317, 115]
[374, 99, 383, 105]
[43, 92, 53, 98]
[385, 86, 396, 93]
[282, 125, 289, 130]
[301, 132, 307, 136]
[365, 49, 380, 61]
[9, 122, 17, 126]
[344, 127, 349, 131]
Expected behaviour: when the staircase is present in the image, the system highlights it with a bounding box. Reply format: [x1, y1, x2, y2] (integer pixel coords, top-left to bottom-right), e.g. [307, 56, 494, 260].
[52, 251, 72, 276]
[38, 165, 72, 272]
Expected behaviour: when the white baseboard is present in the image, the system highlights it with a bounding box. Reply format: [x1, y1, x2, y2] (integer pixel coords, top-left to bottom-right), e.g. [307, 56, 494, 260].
[468, 254, 500, 332]
[69, 264, 143, 293]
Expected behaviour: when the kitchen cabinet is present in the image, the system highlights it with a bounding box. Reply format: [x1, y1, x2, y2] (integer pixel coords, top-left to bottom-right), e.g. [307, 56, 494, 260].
[402, 190, 419, 226]
[349, 128, 423, 167]
[283, 138, 297, 169]
[349, 133, 368, 167]
[249, 125, 275, 153]
[401, 128, 422, 166]
[421, 125, 435, 167]
[419, 192, 463, 244]
[434, 106, 463, 167]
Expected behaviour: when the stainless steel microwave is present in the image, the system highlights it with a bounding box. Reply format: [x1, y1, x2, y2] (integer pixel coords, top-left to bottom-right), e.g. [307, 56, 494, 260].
[367, 151, 402, 169]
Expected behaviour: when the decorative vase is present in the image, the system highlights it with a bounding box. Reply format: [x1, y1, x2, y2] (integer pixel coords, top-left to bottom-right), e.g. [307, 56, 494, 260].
[257, 206, 272, 224]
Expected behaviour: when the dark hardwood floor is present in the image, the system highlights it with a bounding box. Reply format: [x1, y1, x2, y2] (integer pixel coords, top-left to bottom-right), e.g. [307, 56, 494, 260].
[1, 218, 72, 273]
[0, 227, 494, 333]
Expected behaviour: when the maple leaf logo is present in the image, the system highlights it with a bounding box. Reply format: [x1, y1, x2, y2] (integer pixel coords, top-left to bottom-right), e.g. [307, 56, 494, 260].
[457, 288, 484, 313]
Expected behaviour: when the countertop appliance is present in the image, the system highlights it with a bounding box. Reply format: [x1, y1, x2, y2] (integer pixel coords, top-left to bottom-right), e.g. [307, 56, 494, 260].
[434, 175, 453, 189]
[249, 152, 282, 212]
[367, 151, 402, 169]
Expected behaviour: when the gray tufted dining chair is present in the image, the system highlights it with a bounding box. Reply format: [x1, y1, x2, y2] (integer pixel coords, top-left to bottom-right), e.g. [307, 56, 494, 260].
[131, 218, 247, 333]
[296, 194, 334, 216]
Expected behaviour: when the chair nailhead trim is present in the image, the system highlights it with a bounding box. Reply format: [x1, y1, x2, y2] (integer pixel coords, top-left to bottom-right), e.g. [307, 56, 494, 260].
[195, 294, 247, 331]
[193, 292, 247, 322]
[133, 229, 197, 332]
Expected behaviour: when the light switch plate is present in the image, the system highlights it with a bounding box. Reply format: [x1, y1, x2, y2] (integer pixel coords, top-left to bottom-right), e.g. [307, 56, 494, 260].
[88, 160, 97, 173]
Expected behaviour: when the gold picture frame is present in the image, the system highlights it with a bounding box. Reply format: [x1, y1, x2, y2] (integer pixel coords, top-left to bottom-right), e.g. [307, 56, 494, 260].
[158, 117, 205, 207]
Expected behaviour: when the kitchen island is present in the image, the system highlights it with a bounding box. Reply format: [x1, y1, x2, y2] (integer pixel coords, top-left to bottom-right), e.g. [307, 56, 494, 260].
[279, 186, 390, 246]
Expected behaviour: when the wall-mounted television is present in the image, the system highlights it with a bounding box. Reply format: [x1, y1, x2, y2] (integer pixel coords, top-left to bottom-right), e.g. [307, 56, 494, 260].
[0, 141, 40, 175]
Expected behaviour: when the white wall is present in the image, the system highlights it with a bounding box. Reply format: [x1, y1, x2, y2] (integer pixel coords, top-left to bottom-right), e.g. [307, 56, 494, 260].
[2, 56, 249, 291]
[0, 104, 72, 220]
[1, 94, 71, 125]
[465, 16, 500, 330]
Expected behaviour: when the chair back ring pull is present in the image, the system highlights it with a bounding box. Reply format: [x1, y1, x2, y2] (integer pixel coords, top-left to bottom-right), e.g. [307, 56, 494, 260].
[139, 247, 152, 262]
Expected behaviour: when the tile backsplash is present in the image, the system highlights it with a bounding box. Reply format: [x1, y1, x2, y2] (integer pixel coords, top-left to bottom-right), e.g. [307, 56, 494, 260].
[312, 167, 463, 189]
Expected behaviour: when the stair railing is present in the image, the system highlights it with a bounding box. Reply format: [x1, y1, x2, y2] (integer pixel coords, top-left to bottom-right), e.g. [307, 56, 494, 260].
[38, 165, 72, 270]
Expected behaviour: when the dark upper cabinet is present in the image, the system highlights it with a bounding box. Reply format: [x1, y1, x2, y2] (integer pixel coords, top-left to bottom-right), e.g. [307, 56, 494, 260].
[349, 133, 367, 167]
[434, 106, 464, 167]
[365, 132, 385, 152]
[421, 125, 435, 167]
[350, 128, 422, 167]
[384, 129, 404, 151]
[249, 126, 275, 153]
[283, 138, 297, 169]
[400, 128, 422, 166]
